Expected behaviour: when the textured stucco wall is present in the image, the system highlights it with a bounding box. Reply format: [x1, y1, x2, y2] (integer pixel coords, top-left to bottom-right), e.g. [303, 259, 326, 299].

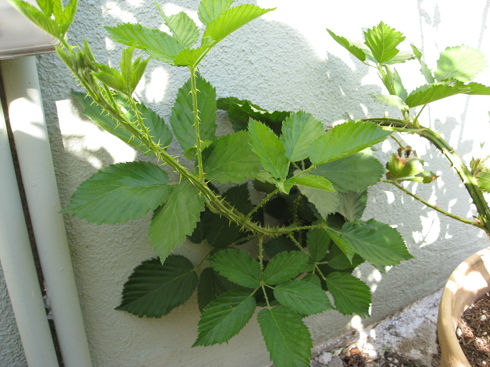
[0, 264, 27, 367]
[33, 0, 489, 366]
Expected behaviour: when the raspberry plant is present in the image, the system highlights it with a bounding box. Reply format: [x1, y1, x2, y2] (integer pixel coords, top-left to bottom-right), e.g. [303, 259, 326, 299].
[13, 0, 490, 366]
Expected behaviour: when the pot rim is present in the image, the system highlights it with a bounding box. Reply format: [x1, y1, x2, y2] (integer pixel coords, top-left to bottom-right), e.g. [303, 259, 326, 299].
[437, 247, 490, 367]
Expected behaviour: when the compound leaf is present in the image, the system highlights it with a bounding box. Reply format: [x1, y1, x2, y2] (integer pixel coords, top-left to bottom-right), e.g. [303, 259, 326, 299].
[298, 186, 340, 219]
[202, 4, 273, 47]
[327, 28, 366, 62]
[217, 97, 290, 135]
[197, 267, 237, 311]
[209, 249, 260, 288]
[280, 111, 324, 162]
[309, 121, 390, 165]
[325, 272, 371, 316]
[170, 75, 217, 152]
[116, 256, 197, 317]
[105, 23, 183, 63]
[194, 290, 256, 346]
[364, 22, 405, 64]
[405, 81, 470, 108]
[67, 162, 170, 224]
[307, 228, 330, 262]
[248, 119, 289, 181]
[258, 306, 312, 367]
[149, 181, 205, 262]
[203, 131, 260, 184]
[339, 219, 412, 268]
[263, 251, 309, 285]
[198, 0, 234, 25]
[161, 11, 199, 48]
[312, 152, 385, 193]
[274, 280, 333, 315]
[435, 46, 486, 82]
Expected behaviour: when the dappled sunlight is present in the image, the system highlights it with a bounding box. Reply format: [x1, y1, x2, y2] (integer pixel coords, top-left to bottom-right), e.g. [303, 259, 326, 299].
[102, 1, 137, 23]
[55, 99, 137, 169]
[143, 66, 170, 103]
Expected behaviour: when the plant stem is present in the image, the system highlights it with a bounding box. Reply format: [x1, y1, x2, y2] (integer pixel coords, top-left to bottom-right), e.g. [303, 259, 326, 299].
[189, 66, 205, 182]
[365, 117, 490, 234]
[246, 188, 279, 220]
[381, 179, 484, 230]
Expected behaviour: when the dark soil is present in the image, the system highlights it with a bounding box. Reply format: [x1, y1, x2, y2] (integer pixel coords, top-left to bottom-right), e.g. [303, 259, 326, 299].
[457, 292, 490, 366]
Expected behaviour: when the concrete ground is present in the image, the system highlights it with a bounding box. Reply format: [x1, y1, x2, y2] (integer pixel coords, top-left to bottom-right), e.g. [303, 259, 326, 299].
[311, 290, 442, 367]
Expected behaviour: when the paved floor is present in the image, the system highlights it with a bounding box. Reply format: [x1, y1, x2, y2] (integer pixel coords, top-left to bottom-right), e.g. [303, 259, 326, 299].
[310, 290, 442, 367]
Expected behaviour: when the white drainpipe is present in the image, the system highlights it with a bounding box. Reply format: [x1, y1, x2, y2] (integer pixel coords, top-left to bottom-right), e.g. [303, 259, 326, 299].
[0, 73, 59, 367]
[1, 56, 93, 367]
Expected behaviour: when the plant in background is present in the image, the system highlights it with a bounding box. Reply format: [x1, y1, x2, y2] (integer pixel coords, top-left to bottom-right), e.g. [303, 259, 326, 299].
[10, 1, 418, 366]
[327, 23, 490, 236]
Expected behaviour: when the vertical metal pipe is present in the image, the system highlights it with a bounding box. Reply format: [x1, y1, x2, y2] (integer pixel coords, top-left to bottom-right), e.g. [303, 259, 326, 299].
[0, 72, 59, 367]
[1, 56, 93, 367]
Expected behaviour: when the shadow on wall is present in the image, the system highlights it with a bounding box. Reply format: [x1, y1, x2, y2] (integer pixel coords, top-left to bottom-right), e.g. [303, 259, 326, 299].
[31, 0, 489, 366]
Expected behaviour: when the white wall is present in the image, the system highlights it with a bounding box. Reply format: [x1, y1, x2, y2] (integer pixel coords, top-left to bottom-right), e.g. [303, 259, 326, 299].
[34, 0, 489, 366]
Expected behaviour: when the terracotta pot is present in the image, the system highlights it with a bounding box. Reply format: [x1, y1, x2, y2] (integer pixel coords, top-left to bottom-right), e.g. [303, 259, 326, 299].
[437, 247, 490, 367]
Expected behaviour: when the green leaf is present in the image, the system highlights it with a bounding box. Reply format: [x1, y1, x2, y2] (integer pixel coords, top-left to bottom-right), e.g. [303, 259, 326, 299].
[66, 162, 170, 224]
[280, 111, 325, 162]
[292, 175, 335, 192]
[465, 82, 490, 95]
[203, 131, 260, 183]
[198, 0, 234, 25]
[338, 219, 412, 268]
[381, 67, 408, 100]
[93, 64, 126, 92]
[364, 22, 405, 64]
[309, 121, 391, 165]
[299, 186, 340, 219]
[325, 272, 371, 316]
[248, 119, 289, 181]
[263, 251, 309, 285]
[264, 237, 297, 258]
[36, 0, 53, 15]
[137, 100, 173, 148]
[60, 0, 77, 35]
[383, 51, 415, 65]
[274, 280, 333, 315]
[307, 228, 330, 262]
[258, 306, 312, 367]
[72, 91, 173, 152]
[194, 290, 256, 346]
[202, 4, 273, 47]
[217, 97, 290, 135]
[435, 46, 486, 82]
[160, 11, 199, 48]
[324, 246, 364, 271]
[327, 29, 366, 62]
[338, 191, 368, 222]
[105, 23, 183, 63]
[372, 94, 408, 110]
[72, 91, 143, 151]
[173, 46, 208, 67]
[312, 152, 385, 193]
[405, 81, 470, 108]
[411, 44, 434, 83]
[116, 256, 197, 317]
[325, 229, 355, 261]
[197, 268, 237, 311]
[170, 75, 217, 152]
[209, 249, 260, 288]
[9, 0, 60, 37]
[149, 181, 205, 262]
[476, 171, 490, 192]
